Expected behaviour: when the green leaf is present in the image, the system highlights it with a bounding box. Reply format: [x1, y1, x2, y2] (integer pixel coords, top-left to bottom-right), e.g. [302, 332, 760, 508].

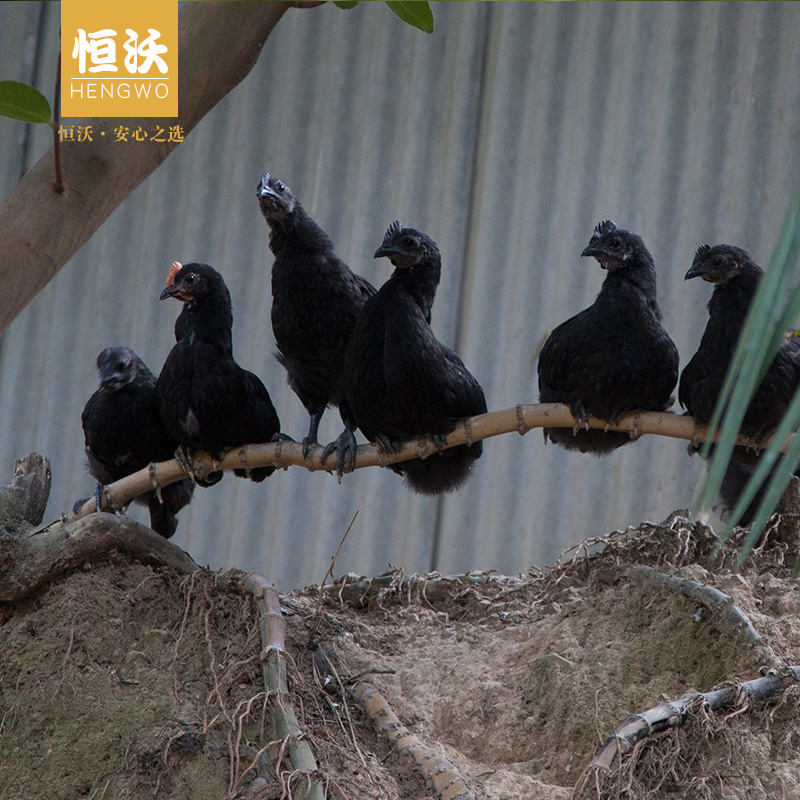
[725, 384, 800, 536]
[0, 80, 52, 126]
[385, 1, 434, 33]
[737, 405, 800, 561]
[333, 1, 359, 8]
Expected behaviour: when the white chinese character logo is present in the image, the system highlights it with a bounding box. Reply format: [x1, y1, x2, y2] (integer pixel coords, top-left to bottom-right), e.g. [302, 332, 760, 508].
[123, 29, 169, 75]
[72, 29, 118, 74]
[71, 28, 169, 75]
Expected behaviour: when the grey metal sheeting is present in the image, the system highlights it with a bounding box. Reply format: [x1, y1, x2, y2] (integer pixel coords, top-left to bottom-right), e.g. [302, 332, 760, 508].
[1, 2, 799, 589]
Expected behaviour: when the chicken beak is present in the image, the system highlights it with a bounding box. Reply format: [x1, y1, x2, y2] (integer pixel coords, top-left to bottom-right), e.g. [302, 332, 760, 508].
[684, 265, 702, 280]
[374, 244, 398, 259]
[581, 245, 601, 259]
[160, 260, 183, 300]
[98, 367, 118, 386]
[257, 173, 273, 199]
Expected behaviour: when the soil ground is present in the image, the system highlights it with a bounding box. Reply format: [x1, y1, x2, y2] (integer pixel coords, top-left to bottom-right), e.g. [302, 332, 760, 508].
[2, 509, 800, 800]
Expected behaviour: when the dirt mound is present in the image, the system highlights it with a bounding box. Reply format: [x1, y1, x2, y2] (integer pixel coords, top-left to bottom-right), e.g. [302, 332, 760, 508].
[2, 509, 800, 799]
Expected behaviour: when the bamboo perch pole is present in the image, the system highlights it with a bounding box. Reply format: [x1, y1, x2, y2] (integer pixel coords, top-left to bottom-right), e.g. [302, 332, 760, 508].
[62, 403, 781, 526]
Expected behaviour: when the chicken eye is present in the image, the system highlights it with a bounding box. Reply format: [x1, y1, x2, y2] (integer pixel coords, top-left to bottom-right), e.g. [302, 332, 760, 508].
[274, 182, 285, 193]
[115, 362, 126, 372]
[401, 236, 415, 248]
[185, 272, 198, 284]
[609, 237, 622, 249]
[712, 257, 723, 267]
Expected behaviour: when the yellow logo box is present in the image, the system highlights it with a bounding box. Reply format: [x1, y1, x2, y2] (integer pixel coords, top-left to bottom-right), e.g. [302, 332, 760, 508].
[62, 0, 178, 118]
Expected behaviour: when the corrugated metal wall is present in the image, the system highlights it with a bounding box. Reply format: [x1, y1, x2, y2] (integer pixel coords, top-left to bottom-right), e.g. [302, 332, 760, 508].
[1, 1, 799, 590]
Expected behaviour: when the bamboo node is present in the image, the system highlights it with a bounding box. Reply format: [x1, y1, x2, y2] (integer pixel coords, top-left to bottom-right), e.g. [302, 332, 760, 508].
[515, 404, 527, 435]
[379, 719, 403, 735]
[463, 416, 474, 446]
[102, 485, 123, 513]
[148, 462, 158, 489]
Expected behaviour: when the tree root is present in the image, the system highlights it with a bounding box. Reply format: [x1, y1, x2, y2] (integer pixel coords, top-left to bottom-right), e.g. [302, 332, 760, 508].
[573, 665, 800, 798]
[0, 512, 199, 603]
[9, 453, 51, 525]
[220, 571, 325, 800]
[63, 404, 774, 527]
[352, 681, 475, 800]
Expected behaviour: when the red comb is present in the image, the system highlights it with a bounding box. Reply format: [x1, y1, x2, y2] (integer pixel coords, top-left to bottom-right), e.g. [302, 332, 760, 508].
[166, 260, 182, 287]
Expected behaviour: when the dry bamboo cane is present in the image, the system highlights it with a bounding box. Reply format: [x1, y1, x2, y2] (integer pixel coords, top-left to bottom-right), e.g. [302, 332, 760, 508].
[352, 682, 475, 800]
[623, 564, 780, 665]
[63, 404, 771, 527]
[322, 570, 509, 606]
[221, 571, 325, 800]
[580, 665, 800, 778]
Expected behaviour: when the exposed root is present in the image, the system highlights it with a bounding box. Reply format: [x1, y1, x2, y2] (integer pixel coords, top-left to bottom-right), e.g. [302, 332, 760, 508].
[0, 513, 198, 603]
[310, 644, 369, 770]
[322, 569, 518, 608]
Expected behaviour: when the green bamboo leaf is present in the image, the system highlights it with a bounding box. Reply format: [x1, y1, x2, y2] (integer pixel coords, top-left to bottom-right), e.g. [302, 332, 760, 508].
[725, 383, 800, 531]
[385, 1, 434, 33]
[0, 80, 52, 126]
[333, 1, 359, 7]
[738, 426, 800, 559]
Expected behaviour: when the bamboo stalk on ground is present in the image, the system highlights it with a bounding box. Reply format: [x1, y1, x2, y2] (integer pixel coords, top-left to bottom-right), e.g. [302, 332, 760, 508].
[622, 564, 781, 667]
[575, 665, 800, 794]
[352, 682, 475, 800]
[221, 571, 325, 800]
[321, 570, 518, 606]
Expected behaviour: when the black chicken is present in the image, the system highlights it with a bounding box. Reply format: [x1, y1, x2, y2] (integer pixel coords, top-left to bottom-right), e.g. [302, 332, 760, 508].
[537, 220, 679, 454]
[79, 346, 195, 538]
[257, 173, 376, 465]
[680, 244, 800, 436]
[680, 243, 800, 522]
[156, 261, 281, 485]
[342, 221, 487, 494]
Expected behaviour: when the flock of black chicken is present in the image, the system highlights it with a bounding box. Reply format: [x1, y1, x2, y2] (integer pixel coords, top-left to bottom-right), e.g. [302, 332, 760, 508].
[77, 174, 798, 538]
